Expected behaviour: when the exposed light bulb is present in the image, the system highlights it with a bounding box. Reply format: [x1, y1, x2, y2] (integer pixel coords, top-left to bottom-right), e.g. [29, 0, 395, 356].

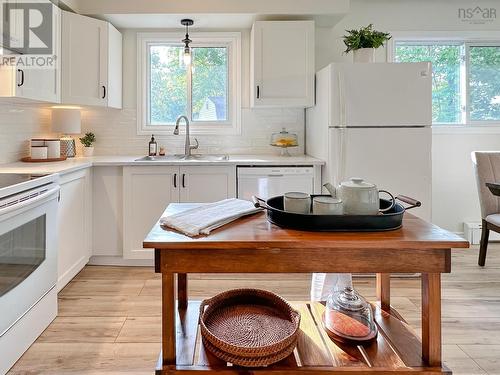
[183, 50, 191, 65]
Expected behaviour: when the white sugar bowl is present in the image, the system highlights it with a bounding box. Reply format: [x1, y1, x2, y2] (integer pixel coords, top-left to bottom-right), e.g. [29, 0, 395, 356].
[337, 178, 395, 215]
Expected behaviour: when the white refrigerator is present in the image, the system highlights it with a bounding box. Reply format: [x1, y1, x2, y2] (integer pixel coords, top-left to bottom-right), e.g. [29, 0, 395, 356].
[306, 62, 432, 221]
[306, 62, 432, 300]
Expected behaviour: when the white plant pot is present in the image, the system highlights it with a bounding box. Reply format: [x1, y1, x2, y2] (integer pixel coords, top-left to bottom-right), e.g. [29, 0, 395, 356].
[353, 48, 375, 63]
[82, 146, 94, 157]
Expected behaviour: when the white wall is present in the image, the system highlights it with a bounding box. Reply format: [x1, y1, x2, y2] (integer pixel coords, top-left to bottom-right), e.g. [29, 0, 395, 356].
[313, 0, 500, 233]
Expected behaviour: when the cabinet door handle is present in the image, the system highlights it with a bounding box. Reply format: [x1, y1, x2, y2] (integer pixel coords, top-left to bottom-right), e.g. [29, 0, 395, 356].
[17, 69, 24, 87]
[182, 174, 186, 188]
[256, 85, 260, 99]
[102, 85, 106, 99]
[173, 173, 177, 188]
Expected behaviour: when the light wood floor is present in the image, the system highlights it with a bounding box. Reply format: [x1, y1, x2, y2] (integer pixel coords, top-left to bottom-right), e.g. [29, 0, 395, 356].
[8, 245, 500, 375]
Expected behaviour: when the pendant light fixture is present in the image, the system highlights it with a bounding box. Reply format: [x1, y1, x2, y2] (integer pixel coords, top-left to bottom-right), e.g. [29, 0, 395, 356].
[181, 19, 194, 66]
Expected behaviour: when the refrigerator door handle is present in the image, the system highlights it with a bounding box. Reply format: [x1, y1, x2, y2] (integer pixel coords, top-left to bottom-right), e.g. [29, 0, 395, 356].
[338, 71, 346, 127]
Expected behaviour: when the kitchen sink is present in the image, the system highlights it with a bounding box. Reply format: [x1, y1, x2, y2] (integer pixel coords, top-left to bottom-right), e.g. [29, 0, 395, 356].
[135, 154, 229, 162]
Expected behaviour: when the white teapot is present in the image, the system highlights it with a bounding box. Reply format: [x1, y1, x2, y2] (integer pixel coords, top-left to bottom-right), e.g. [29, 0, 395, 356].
[324, 178, 395, 215]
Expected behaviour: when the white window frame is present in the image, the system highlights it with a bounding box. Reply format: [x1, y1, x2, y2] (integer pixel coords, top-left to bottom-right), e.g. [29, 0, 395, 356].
[388, 31, 500, 133]
[137, 32, 241, 135]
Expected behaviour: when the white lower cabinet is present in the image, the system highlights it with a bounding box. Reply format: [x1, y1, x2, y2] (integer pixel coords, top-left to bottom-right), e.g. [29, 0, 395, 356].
[92, 166, 123, 259]
[123, 165, 236, 260]
[57, 168, 92, 290]
[123, 166, 178, 260]
[179, 166, 236, 203]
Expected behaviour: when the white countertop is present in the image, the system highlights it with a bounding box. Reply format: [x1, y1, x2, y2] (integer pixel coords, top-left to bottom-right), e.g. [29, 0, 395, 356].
[0, 154, 324, 175]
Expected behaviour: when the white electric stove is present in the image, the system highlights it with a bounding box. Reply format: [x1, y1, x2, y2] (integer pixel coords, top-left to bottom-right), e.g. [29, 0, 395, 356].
[0, 173, 60, 374]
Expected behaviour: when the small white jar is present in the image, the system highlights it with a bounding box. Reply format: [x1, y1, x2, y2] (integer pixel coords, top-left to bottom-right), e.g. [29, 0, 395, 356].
[313, 197, 343, 215]
[82, 146, 94, 157]
[31, 146, 48, 160]
[284, 192, 311, 214]
[45, 139, 61, 159]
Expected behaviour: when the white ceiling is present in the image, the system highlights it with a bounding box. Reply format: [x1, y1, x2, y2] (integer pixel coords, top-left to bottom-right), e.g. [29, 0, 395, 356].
[64, 0, 350, 29]
[99, 13, 346, 29]
[66, 0, 349, 15]
[100, 14, 257, 29]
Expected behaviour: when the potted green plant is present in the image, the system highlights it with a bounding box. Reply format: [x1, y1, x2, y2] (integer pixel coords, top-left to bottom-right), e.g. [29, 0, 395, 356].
[343, 24, 391, 63]
[79, 132, 96, 157]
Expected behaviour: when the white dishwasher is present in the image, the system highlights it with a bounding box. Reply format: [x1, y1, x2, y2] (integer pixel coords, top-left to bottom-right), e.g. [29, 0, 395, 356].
[237, 166, 315, 200]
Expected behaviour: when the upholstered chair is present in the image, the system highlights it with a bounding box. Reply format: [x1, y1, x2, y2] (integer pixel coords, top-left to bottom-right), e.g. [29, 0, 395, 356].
[472, 152, 500, 266]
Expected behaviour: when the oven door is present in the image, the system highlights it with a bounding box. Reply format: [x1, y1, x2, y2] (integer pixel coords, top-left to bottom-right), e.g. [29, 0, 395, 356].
[0, 185, 59, 337]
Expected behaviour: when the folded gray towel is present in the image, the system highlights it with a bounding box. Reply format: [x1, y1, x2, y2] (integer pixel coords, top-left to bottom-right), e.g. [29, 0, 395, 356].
[160, 198, 261, 237]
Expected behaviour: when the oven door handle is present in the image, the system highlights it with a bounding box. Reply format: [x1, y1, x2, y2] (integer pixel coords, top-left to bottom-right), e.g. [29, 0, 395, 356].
[0, 186, 60, 217]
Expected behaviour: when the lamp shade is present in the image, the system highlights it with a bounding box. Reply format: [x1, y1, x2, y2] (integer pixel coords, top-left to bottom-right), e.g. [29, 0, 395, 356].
[51, 108, 81, 134]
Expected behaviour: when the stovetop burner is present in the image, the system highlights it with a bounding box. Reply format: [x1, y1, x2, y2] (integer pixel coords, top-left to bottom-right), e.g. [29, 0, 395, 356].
[0, 174, 47, 190]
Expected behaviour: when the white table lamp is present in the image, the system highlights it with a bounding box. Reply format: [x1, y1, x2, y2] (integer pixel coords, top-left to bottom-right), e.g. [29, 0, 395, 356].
[51, 107, 81, 157]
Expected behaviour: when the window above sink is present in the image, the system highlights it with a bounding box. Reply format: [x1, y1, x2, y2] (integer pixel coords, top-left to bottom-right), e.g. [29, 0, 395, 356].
[137, 32, 242, 136]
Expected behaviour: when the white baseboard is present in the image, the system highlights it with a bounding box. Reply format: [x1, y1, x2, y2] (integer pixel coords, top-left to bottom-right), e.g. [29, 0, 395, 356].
[89, 255, 154, 267]
[57, 256, 90, 292]
[464, 222, 500, 245]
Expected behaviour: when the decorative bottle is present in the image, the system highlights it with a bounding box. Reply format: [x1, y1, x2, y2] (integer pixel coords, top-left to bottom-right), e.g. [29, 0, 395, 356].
[149, 135, 157, 156]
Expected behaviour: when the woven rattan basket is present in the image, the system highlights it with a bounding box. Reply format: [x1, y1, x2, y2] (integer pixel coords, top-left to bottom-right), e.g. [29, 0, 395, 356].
[199, 289, 300, 366]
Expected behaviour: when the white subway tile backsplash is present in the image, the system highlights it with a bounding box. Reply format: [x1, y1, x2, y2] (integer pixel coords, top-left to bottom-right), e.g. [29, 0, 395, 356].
[0, 104, 54, 164]
[80, 107, 305, 156]
[0, 103, 305, 163]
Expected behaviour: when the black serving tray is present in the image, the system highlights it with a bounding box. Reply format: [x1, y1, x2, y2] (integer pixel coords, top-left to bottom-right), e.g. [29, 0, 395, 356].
[253, 195, 421, 232]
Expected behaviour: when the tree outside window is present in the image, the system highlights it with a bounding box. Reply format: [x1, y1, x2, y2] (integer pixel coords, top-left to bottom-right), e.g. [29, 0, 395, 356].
[394, 41, 500, 125]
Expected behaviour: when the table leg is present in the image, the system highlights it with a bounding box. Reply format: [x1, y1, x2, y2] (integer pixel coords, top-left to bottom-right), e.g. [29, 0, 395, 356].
[376, 273, 391, 312]
[421, 273, 442, 367]
[162, 273, 176, 366]
[177, 273, 188, 310]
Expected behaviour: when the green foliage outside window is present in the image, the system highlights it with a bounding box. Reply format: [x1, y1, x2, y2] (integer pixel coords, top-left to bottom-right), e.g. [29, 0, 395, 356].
[395, 42, 500, 124]
[149, 45, 228, 125]
[395, 44, 462, 124]
[470, 46, 500, 121]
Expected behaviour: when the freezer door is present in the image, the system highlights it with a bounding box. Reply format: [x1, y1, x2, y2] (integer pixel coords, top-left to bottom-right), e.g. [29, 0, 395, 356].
[327, 127, 432, 220]
[330, 62, 432, 127]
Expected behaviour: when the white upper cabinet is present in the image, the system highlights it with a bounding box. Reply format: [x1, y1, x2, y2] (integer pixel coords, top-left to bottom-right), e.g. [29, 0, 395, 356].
[61, 11, 122, 108]
[251, 20, 315, 108]
[0, 3, 61, 103]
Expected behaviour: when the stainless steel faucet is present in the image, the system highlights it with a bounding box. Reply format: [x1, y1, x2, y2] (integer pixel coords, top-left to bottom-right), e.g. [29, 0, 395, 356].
[174, 115, 199, 157]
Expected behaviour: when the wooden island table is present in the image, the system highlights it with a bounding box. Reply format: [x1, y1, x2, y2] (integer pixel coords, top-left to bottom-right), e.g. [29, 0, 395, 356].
[144, 203, 469, 375]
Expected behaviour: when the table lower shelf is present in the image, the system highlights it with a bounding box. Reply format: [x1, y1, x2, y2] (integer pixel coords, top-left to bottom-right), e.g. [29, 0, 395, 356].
[156, 301, 450, 375]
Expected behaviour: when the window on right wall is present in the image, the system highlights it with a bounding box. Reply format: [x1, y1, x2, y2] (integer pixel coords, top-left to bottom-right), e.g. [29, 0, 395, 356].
[393, 41, 500, 125]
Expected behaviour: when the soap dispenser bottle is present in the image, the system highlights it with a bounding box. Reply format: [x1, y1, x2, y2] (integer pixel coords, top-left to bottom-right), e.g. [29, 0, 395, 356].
[149, 135, 157, 156]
